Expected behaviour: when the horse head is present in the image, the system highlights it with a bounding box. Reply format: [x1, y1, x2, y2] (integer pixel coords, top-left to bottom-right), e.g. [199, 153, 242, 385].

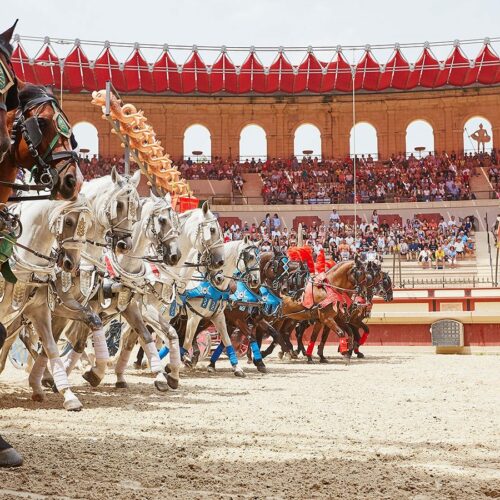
[373, 271, 393, 302]
[145, 191, 181, 265]
[0, 21, 18, 162]
[84, 167, 141, 255]
[48, 195, 93, 272]
[181, 201, 224, 271]
[11, 84, 82, 200]
[235, 236, 260, 288]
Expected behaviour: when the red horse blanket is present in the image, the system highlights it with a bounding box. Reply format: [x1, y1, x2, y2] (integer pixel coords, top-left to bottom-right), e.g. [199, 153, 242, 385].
[302, 273, 352, 311]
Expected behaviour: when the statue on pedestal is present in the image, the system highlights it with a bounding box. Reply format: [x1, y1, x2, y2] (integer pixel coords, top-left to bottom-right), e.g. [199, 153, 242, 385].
[469, 123, 491, 153]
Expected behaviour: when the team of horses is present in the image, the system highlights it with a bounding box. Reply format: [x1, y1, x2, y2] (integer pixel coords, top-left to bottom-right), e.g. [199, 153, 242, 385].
[0, 21, 393, 419]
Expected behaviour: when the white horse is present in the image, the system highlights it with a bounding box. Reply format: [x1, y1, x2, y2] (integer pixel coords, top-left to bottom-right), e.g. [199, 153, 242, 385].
[28, 168, 142, 395]
[115, 200, 225, 388]
[0, 195, 92, 410]
[181, 237, 260, 377]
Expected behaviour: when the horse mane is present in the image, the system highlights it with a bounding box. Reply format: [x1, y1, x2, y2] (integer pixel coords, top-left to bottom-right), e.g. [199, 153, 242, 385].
[326, 260, 353, 274]
[18, 84, 55, 109]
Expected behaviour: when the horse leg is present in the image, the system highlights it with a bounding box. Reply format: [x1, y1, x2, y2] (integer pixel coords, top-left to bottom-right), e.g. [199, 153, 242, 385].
[207, 341, 225, 373]
[306, 322, 322, 364]
[240, 318, 266, 374]
[146, 307, 181, 390]
[317, 327, 331, 363]
[26, 306, 82, 411]
[354, 322, 369, 358]
[211, 313, 245, 378]
[134, 346, 145, 369]
[122, 300, 169, 392]
[295, 321, 308, 356]
[114, 325, 136, 389]
[182, 313, 202, 369]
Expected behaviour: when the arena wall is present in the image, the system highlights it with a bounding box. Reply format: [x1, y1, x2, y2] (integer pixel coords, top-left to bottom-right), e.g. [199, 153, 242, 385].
[63, 87, 500, 160]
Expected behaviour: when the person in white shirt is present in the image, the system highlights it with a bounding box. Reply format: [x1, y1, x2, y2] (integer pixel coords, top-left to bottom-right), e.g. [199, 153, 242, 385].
[329, 209, 340, 223]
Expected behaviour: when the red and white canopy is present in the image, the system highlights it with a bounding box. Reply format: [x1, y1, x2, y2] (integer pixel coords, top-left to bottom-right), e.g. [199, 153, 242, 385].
[11, 38, 500, 94]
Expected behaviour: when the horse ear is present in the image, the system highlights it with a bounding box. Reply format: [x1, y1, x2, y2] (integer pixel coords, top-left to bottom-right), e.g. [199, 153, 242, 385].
[0, 20, 18, 45]
[130, 169, 141, 187]
[202, 200, 210, 215]
[243, 235, 250, 244]
[111, 166, 120, 184]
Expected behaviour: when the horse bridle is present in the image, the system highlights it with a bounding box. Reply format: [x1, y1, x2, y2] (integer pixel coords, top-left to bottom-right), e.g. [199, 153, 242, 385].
[234, 244, 260, 284]
[263, 252, 290, 290]
[7, 91, 79, 200]
[144, 205, 180, 262]
[195, 218, 224, 269]
[0, 41, 18, 113]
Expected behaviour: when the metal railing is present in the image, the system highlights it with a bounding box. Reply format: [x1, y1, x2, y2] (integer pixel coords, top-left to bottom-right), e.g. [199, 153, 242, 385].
[210, 190, 499, 205]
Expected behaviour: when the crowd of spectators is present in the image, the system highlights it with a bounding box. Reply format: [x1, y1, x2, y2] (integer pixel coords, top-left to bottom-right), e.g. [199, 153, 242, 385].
[78, 154, 139, 180]
[78, 150, 498, 208]
[261, 151, 498, 205]
[221, 210, 475, 268]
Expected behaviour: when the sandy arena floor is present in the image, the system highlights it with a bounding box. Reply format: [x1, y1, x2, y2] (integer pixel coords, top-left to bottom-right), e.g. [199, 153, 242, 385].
[0, 347, 499, 499]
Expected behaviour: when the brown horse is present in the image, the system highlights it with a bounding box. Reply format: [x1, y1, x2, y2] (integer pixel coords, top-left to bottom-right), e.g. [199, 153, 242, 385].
[267, 259, 371, 360]
[0, 20, 23, 469]
[0, 83, 82, 203]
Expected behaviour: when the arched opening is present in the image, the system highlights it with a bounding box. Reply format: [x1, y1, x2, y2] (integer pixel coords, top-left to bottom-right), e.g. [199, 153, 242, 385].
[463, 116, 493, 154]
[73, 122, 99, 158]
[350, 122, 378, 159]
[183, 124, 211, 161]
[406, 120, 435, 157]
[294, 123, 322, 159]
[239, 124, 267, 161]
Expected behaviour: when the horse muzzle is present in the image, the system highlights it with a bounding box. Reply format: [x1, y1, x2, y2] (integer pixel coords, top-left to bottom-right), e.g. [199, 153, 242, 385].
[163, 243, 182, 266]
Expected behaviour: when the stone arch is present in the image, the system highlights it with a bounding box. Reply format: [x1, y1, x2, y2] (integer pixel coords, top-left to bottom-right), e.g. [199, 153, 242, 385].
[239, 124, 267, 160]
[293, 123, 322, 159]
[350, 122, 378, 159]
[183, 124, 212, 160]
[405, 119, 435, 157]
[463, 116, 493, 153]
[73, 121, 99, 158]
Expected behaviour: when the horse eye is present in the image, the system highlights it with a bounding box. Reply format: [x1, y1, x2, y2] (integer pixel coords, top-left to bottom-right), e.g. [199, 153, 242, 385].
[117, 202, 123, 210]
[210, 227, 216, 234]
[158, 217, 166, 225]
[65, 219, 73, 227]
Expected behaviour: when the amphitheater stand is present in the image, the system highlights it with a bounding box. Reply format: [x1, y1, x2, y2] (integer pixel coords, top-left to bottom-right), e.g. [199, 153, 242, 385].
[471, 167, 494, 199]
[241, 172, 264, 204]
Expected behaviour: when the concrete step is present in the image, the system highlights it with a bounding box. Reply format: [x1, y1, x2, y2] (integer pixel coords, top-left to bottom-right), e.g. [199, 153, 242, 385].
[242, 173, 264, 202]
[470, 168, 494, 199]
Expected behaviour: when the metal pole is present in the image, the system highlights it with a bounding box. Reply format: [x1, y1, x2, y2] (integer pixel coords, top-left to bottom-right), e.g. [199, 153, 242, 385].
[495, 246, 499, 287]
[351, 63, 357, 243]
[392, 250, 396, 285]
[398, 250, 402, 287]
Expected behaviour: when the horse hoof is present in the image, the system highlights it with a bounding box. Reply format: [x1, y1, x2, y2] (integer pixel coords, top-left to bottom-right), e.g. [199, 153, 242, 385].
[164, 364, 172, 374]
[278, 352, 284, 360]
[356, 352, 365, 359]
[167, 374, 179, 390]
[207, 364, 216, 373]
[41, 378, 54, 389]
[82, 370, 102, 388]
[319, 357, 329, 364]
[64, 399, 83, 412]
[133, 362, 142, 370]
[31, 392, 45, 403]
[290, 351, 298, 360]
[0, 447, 23, 468]
[154, 380, 170, 392]
[307, 357, 314, 364]
[234, 368, 246, 378]
[256, 364, 268, 374]
[115, 381, 128, 389]
[182, 357, 193, 369]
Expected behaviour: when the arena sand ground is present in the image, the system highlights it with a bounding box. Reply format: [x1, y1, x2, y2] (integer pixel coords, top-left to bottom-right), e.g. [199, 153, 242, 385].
[0, 348, 499, 499]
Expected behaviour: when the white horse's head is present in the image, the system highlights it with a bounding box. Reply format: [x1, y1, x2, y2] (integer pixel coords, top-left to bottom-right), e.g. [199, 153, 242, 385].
[179, 200, 225, 270]
[141, 191, 182, 266]
[234, 236, 261, 288]
[81, 167, 141, 255]
[48, 195, 93, 272]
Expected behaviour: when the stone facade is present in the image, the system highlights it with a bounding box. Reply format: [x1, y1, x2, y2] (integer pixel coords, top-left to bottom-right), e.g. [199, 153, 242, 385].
[63, 86, 500, 160]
